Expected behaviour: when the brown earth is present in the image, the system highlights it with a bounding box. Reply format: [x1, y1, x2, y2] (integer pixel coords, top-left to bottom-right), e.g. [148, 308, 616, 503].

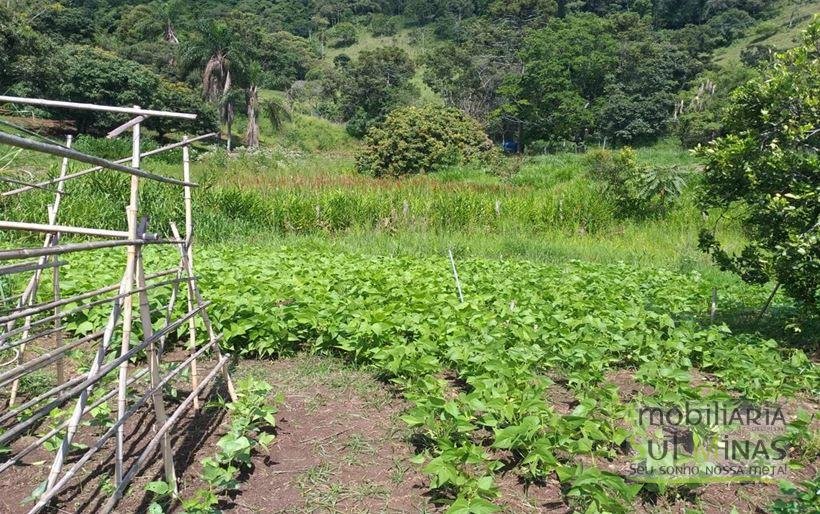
[1, 354, 815, 514]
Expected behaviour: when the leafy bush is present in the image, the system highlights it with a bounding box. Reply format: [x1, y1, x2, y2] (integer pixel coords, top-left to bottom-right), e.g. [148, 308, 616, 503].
[356, 106, 494, 177]
[586, 147, 687, 218]
[328, 22, 357, 48]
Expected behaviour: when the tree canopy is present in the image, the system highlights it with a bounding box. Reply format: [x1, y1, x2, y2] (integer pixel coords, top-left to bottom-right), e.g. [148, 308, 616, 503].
[698, 20, 819, 309]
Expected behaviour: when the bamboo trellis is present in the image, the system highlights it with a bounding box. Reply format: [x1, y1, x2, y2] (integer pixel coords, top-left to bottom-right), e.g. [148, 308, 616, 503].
[0, 96, 234, 513]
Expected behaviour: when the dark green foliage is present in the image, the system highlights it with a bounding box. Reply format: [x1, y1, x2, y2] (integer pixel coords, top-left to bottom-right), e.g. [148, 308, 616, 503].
[741, 43, 776, 67]
[339, 46, 419, 137]
[30, 4, 94, 43]
[13, 44, 214, 135]
[770, 475, 820, 514]
[370, 14, 401, 37]
[675, 65, 758, 148]
[698, 22, 820, 309]
[356, 106, 494, 177]
[501, 13, 700, 146]
[0, 0, 796, 148]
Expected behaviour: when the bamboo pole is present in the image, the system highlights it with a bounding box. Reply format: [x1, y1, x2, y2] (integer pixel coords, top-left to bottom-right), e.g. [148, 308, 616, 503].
[99, 355, 229, 514]
[182, 138, 200, 408]
[0, 238, 182, 261]
[0, 268, 178, 326]
[135, 253, 177, 494]
[1, 132, 217, 197]
[0, 220, 129, 239]
[0, 331, 102, 388]
[0, 368, 150, 474]
[0, 95, 198, 119]
[18, 301, 210, 476]
[52, 235, 64, 385]
[0, 175, 62, 193]
[107, 115, 149, 139]
[114, 111, 141, 486]
[42, 257, 132, 490]
[0, 276, 191, 346]
[0, 259, 65, 276]
[0, 132, 196, 187]
[170, 223, 236, 402]
[0, 373, 85, 426]
[7, 135, 72, 405]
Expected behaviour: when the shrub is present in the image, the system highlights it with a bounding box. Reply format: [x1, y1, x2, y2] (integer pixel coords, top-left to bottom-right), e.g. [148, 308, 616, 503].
[586, 147, 687, 218]
[698, 22, 820, 310]
[356, 106, 494, 177]
[328, 22, 357, 48]
[371, 14, 400, 37]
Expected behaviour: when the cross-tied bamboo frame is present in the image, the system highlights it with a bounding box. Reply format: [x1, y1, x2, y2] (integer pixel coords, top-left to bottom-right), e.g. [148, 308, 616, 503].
[0, 96, 235, 513]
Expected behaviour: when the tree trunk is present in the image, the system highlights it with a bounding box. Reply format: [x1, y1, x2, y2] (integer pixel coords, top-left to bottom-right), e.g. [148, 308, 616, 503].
[225, 102, 234, 152]
[245, 85, 259, 150]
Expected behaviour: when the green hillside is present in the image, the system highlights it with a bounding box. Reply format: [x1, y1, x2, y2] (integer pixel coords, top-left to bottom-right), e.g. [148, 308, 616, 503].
[713, 0, 820, 66]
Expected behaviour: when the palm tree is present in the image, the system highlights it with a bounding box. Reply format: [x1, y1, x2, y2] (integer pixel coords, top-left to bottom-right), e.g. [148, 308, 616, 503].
[219, 89, 244, 152]
[262, 96, 292, 132]
[244, 62, 263, 149]
[181, 21, 236, 103]
[159, 0, 182, 44]
[181, 21, 238, 148]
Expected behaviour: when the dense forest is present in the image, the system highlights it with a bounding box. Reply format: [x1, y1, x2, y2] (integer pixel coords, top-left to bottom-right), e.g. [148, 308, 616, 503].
[1, 0, 812, 147]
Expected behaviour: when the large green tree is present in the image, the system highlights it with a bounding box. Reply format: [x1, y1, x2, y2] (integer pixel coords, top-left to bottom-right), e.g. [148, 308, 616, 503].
[500, 13, 699, 146]
[340, 46, 418, 137]
[698, 21, 819, 309]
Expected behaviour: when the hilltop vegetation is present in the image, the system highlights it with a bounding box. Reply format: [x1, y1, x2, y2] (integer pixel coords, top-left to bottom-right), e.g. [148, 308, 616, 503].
[2, 0, 811, 144]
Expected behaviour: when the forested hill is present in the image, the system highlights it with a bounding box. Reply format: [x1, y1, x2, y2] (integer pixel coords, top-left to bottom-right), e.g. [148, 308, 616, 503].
[1, 0, 817, 147]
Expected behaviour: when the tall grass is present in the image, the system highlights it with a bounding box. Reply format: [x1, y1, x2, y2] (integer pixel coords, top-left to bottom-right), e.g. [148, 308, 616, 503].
[0, 136, 740, 279]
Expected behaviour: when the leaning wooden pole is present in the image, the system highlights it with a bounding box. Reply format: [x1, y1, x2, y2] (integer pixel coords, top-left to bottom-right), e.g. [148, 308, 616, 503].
[135, 254, 178, 494]
[171, 223, 237, 402]
[7, 135, 72, 405]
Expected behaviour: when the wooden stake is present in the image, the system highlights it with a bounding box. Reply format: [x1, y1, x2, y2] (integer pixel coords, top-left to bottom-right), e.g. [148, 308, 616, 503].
[170, 223, 237, 402]
[448, 249, 464, 303]
[755, 283, 781, 323]
[53, 234, 64, 387]
[710, 287, 717, 324]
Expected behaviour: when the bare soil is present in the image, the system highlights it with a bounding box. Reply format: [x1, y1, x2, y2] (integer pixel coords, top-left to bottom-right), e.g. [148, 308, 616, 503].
[1, 354, 815, 514]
